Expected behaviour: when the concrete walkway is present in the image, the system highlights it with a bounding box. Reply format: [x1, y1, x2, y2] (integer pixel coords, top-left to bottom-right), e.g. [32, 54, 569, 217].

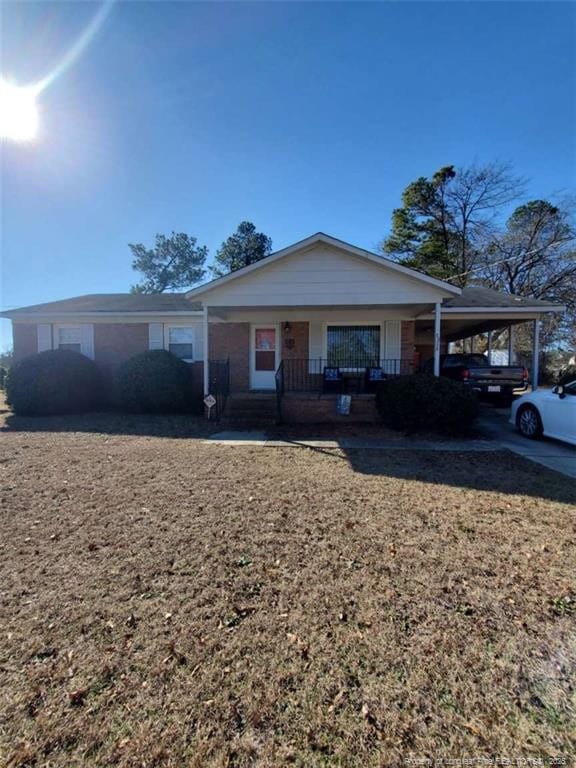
[207, 410, 576, 481]
[206, 431, 498, 452]
[477, 408, 576, 480]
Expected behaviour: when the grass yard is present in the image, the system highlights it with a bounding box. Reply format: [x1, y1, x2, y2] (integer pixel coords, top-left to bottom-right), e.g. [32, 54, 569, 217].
[1, 408, 575, 767]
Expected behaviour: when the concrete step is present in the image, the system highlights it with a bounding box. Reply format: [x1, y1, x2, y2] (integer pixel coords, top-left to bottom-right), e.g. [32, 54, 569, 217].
[221, 394, 278, 426]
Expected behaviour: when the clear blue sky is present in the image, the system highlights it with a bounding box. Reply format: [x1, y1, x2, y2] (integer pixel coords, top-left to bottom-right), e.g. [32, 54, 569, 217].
[1, 1, 575, 351]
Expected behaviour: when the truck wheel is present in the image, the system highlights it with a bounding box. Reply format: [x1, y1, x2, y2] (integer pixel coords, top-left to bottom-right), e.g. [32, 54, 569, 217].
[516, 405, 543, 440]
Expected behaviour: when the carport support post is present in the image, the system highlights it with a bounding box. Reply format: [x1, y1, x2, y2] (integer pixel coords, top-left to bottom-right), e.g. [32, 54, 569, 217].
[433, 302, 441, 376]
[508, 325, 514, 365]
[203, 305, 209, 396]
[487, 331, 493, 364]
[532, 317, 540, 391]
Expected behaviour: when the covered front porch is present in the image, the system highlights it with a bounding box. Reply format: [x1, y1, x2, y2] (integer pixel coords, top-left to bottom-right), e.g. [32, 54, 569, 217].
[201, 303, 558, 424]
[202, 304, 427, 398]
[203, 305, 550, 392]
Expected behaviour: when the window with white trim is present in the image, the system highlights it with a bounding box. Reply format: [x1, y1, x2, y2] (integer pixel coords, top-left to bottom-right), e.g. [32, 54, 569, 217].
[167, 326, 194, 361]
[326, 325, 381, 366]
[56, 326, 82, 353]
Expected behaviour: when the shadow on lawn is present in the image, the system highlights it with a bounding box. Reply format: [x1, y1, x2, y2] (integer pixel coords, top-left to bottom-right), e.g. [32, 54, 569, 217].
[0, 409, 214, 439]
[291, 441, 576, 506]
[2, 408, 574, 506]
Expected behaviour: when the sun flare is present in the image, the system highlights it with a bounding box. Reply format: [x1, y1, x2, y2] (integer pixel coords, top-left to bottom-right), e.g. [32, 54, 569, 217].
[0, 80, 39, 141]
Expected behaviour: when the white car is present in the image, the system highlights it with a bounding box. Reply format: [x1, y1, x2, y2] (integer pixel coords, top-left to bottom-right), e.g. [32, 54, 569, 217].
[510, 379, 576, 446]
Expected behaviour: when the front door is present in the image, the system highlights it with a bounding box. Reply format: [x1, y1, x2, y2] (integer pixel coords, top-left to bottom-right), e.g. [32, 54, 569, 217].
[250, 325, 278, 389]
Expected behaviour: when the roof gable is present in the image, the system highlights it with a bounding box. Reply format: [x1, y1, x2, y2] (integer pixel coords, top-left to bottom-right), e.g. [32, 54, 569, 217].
[187, 233, 461, 307]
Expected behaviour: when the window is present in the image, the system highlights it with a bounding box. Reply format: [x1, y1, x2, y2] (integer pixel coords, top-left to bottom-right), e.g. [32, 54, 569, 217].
[168, 326, 194, 361]
[326, 325, 380, 367]
[57, 326, 82, 353]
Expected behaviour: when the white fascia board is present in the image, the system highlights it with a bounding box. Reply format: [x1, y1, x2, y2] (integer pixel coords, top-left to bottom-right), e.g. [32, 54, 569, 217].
[417, 306, 565, 320]
[7, 311, 203, 323]
[441, 305, 565, 314]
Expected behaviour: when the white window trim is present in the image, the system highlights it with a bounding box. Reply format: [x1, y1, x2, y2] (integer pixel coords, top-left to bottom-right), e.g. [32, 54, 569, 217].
[164, 323, 197, 363]
[53, 323, 95, 359]
[54, 323, 82, 350]
[322, 321, 385, 366]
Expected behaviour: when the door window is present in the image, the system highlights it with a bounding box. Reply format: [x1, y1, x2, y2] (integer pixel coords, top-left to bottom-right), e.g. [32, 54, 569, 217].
[255, 329, 276, 371]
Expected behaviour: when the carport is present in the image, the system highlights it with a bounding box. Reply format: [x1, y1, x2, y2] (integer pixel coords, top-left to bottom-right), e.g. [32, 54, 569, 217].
[415, 286, 565, 388]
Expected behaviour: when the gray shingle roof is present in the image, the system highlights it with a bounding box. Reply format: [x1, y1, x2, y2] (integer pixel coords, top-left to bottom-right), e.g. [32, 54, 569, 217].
[1, 287, 561, 317]
[2, 293, 202, 315]
[443, 286, 561, 309]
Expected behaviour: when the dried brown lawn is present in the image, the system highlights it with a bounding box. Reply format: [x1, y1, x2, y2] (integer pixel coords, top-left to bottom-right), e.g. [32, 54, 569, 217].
[0, 407, 575, 767]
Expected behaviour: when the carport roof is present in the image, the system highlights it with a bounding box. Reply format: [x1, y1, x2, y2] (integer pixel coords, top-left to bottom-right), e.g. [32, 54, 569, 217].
[443, 286, 562, 311]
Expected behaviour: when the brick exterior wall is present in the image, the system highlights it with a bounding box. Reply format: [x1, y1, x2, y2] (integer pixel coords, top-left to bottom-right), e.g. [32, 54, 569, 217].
[12, 324, 38, 361]
[209, 322, 250, 392]
[206, 321, 308, 393]
[281, 394, 377, 423]
[91, 323, 149, 394]
[281, 321, 309, 361]
[401, 320, 416, 373]
[94, 324, 149, 367]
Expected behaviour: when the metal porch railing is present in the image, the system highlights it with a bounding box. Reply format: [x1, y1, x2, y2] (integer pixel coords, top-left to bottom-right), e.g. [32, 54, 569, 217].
[208, 358, 230, 420]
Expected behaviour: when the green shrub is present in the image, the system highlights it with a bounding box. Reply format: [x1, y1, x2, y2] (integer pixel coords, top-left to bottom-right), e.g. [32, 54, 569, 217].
[375, 373, 479, 435]
[115, 350, 196, 413]
[6, 350, 102, 416]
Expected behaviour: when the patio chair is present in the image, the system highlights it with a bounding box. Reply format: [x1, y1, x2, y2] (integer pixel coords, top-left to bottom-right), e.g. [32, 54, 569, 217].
[364, 366, 386, 393]
[322, 366, 343, 393]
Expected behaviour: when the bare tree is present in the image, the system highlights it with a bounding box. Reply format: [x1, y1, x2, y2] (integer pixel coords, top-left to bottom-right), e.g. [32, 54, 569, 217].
[446, 162, 524, 285]
[382, 162, 524, 286]
[481, 199, 576, 348]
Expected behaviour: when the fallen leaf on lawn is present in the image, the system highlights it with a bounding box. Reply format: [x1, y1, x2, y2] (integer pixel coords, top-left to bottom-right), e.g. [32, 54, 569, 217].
[68, 688, 88, 707]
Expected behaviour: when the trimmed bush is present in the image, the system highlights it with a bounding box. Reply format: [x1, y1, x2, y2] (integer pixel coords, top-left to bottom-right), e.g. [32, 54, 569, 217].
[6, 349, 102, 416]
[375, 373, 479, 435]
[115, 350, 195, 413]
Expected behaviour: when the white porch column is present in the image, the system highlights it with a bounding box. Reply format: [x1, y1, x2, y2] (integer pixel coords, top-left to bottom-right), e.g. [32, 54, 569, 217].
[203, 305, 209, 396]
[487, 331, 493, 364]
[532, 318, 540, 391]
[508, 325, 514, 365]
[433, 302, 441, 376]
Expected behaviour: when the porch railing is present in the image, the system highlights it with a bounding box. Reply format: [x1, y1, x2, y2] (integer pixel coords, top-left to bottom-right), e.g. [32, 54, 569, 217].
[208, 358, 230, 420]
[274, 360, 285, 424]
[280, 358, 413, 394]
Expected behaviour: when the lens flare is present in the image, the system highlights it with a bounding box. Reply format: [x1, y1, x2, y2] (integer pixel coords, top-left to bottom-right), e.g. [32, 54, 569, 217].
[1, 0, 115, 142]
[0, 81, 39, 141]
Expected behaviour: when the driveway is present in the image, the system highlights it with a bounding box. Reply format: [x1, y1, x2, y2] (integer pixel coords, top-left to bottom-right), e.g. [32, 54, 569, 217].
[478, 403, 576, 480]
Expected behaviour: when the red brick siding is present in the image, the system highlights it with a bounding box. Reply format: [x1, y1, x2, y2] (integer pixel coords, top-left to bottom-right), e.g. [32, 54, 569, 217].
[12, 324, 38, 361]
[209, 322, 250, 392]
[280, 321, 309, 362]
[281, 394, 377, 423]
[94, 324, 149, 366]
[414, 341, 449, 370]
[401, 321, 416, 373]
